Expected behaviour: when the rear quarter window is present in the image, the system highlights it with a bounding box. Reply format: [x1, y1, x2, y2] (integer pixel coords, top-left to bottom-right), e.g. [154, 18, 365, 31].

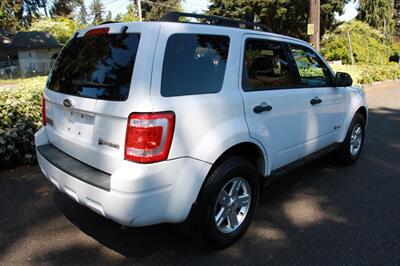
[161, 34, 230, 97]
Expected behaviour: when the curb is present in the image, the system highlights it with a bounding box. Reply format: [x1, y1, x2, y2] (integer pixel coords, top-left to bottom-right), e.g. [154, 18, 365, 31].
[362, 79, 400, 92]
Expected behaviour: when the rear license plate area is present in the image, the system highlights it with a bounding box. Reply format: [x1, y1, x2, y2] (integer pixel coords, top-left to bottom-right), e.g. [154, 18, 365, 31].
[54, 108, 95, 141]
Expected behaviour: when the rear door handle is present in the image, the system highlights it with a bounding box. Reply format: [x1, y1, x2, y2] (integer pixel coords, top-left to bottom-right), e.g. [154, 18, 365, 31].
[310, 97, 322, 105]
[253, 103, 272, 113]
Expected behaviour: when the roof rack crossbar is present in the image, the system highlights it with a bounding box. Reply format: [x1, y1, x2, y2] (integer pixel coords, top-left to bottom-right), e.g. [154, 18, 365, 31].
[160, 12, 272, 32]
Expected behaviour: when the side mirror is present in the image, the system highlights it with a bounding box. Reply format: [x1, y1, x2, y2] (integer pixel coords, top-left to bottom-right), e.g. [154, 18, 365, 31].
[335, 72, 353, 87]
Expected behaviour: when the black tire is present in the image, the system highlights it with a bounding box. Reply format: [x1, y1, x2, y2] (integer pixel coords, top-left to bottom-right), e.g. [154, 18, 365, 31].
[182, 156, 260, 249]
[338, 112, 366, 164]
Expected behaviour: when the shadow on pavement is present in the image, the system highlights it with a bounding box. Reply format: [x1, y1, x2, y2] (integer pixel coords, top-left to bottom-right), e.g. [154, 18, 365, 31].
[53, 191, 201, 258]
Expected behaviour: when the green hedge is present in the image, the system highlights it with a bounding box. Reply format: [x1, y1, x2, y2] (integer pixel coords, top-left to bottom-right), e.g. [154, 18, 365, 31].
[0, 77, 46, 166]
[330, 64, 400, 85]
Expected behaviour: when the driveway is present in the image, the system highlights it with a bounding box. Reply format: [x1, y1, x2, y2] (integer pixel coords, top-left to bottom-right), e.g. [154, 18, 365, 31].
[1, 86, 399, 265]
[0, 83, 17, 90]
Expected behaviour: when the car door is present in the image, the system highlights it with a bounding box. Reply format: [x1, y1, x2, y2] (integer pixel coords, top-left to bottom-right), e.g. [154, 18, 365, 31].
[239, 35, 308, 171]
[288, 44, 346, 157]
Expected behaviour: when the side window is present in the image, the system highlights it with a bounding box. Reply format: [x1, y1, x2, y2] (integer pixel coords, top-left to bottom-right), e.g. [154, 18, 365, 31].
[242, 39, 296, 91]
[161, 34, 230, 97]
[289, 44, 333, 87]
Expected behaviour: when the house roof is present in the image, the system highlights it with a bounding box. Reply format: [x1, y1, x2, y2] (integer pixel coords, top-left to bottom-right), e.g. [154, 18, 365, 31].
[10, 31, 63, 50]
[0, 32, 13, 51]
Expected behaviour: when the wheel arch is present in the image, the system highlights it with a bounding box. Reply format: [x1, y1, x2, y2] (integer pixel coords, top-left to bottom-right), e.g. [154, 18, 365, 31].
[356, 106, 368, 123]
[339, 100, 368, 143]
[191, 141, 268, 215]
[207, 141, 269, 184]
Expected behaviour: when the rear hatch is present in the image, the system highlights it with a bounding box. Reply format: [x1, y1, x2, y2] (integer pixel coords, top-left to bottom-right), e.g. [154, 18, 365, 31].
[44, 23, 158, 173]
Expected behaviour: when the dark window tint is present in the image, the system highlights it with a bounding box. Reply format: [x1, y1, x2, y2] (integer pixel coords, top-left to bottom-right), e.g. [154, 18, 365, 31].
[161, 34, 230, 97]
[289, 44, 332, 87]
[47, 33, 140, 101]
[243, 39, 296, 91]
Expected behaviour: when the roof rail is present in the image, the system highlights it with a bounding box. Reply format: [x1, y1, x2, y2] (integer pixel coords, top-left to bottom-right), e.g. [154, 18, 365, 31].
[160, 12, 272, 32]
[100, 21, 116, 25]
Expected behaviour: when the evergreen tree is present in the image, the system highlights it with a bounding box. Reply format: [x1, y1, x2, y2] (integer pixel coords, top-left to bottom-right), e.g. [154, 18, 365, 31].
[208, 0, 350, 39]
[120, 0, 139, 21]
[106, 10, 112, 21]
[115, 13, 123, 21]
[78, 2, 88, 25]
[141, 0, 182, 21]
[394, 0, 400, 35]
[358, 0, 394, 37]
[51, 0, 80, 17]
[90, 0, 105, 25]
[0, 0, 48, 30]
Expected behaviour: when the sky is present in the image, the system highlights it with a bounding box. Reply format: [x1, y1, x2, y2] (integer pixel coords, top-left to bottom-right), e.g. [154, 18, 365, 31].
[85, 0, 358, 21]
[336, 1, 359, 22]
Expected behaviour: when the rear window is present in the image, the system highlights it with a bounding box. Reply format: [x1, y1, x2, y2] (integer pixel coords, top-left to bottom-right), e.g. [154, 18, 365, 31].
[161, 34, 230, 97]
[47, 33, 140, 101]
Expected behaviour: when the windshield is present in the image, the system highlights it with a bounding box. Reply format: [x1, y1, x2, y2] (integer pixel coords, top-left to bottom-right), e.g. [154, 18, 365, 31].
[47, 33, 140, 101]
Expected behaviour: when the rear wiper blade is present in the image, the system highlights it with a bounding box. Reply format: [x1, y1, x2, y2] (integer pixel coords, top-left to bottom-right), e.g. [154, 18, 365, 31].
[71, 80, 112, 88]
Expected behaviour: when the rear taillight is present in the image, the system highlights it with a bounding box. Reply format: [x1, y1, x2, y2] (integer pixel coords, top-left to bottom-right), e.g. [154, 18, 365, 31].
[41, 96, 46, 126]
[125, 112, 175, 163]
[84, 27, 109, 37]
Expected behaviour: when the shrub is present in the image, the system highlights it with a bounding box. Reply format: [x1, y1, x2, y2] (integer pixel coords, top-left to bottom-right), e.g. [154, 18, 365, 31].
[0, 77, 46, 167]
[28, 17, 80, 44]
[330, 63, 400, 85]
[321, 20, 393, 65]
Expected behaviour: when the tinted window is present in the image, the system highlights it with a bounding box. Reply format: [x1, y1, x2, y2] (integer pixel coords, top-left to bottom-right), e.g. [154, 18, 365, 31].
[289, 44, 332, 87]
[161, 34, 230, 97]
[47, 33, 140, 101]
[243, 39, 296, 91]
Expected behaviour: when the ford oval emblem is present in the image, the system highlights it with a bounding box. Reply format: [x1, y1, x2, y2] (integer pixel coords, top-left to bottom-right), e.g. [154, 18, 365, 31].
[63, 99, 72, 108]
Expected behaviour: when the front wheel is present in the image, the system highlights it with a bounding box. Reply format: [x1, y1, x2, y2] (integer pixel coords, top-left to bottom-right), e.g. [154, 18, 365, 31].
[185, 156, 260, 248]
[338, 113, 366, 164]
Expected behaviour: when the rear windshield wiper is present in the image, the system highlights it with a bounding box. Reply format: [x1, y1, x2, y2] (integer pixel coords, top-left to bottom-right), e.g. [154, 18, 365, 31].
[71, 80, 112, 88]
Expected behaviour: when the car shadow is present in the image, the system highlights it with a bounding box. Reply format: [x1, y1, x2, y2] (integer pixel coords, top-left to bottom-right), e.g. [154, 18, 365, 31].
[52, 153, 337, 259]
[48, 107, 400, 263]
[53, 191, 203, 258]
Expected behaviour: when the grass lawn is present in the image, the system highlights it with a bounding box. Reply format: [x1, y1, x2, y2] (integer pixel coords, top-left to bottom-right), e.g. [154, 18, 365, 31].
[0, 79, 18, 84]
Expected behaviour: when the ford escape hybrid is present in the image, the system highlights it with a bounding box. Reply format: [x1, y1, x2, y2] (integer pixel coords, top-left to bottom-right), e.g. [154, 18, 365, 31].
[35, 12, 368, 247]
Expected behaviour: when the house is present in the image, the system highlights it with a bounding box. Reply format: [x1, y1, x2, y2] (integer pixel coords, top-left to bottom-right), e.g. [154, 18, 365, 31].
[0, 31, 63, 76]
[0, 31, 14, 65]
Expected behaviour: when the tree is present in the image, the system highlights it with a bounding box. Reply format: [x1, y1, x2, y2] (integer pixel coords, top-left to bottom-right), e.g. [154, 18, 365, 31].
[321, 20, 392, 64]
[208, 0, 350, 40]
[105, 10, 112, 21]
[0, 0, 48, 30]
[358, 0, 395, 38]
[115, 13, 123, 21]
[90, 0, 105, 25]
[394, 0, 400, 35]
[116, 0, 139, 22]
[50, 0, 81, 17]
[141, 0, 182, 21]
[29, 17, 80, 43]
[78, 2, 89, 25]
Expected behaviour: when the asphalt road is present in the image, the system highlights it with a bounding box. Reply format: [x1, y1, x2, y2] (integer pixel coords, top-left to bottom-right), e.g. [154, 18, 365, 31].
[1, 86, 399, 265]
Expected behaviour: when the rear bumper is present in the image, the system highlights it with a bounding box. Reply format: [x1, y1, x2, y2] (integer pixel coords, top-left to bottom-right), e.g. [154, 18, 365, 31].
[35, 127, 211, 226]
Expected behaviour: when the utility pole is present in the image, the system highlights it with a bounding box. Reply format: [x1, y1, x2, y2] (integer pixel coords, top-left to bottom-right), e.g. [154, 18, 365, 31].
[308, 0, 320, 51]
[383, 18, 387, 39]
[137, 0, 142, 21]
[347, 31, 355, 65]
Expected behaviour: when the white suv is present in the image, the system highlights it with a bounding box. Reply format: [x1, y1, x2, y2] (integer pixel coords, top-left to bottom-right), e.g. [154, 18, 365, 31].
[35, 12, 368, 247]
